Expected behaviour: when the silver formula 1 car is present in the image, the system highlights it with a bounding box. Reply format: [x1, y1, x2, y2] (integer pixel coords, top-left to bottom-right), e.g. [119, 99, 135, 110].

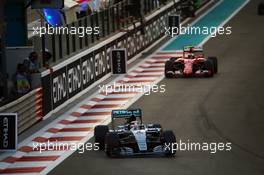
[94, 109, 176, 157]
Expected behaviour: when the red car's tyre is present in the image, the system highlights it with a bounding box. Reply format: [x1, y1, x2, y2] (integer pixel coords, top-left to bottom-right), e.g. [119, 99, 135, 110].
[203, 60, 214, 77]
[208, 57, 218, 74]
[165, 61, 174, 78]
[258, 3, 264, 15]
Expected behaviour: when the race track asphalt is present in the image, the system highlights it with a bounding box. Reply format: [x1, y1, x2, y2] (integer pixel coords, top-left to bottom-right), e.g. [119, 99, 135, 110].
[49, 0, 264, 174]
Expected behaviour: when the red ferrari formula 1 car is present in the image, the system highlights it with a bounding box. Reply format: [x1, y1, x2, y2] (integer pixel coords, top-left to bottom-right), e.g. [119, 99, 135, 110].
[164, 46, 218, 78]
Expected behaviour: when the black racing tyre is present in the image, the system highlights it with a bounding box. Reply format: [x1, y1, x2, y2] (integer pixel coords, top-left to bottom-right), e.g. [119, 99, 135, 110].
[208, 57, 218, 74]
[162, 130, 176, 156]
[192, 63, 200, 73]
[94, 125, 109, 150]
[258, 3, 264, 15]
[203, 60, 214, 77]
[165, 61, 174, 78]
[105, 132, 120, 157]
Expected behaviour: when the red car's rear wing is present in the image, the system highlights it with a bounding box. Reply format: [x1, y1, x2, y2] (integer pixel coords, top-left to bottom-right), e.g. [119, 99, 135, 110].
[183, 46, 203, 58]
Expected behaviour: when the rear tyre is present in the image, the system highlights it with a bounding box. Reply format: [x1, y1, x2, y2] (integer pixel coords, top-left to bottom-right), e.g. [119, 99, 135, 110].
[258, 3, 264, 15]
[208, 57, 218, 74]
[162, 130, 176, 156]
[94, 125, 109, 150]
[105, 132, 120, 157]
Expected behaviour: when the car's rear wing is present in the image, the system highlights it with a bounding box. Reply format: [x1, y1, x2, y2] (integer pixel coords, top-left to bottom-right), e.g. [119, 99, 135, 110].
[183, 45, 203, 52]
[183, 46, 203, 57]
[112, 109, 142, 119]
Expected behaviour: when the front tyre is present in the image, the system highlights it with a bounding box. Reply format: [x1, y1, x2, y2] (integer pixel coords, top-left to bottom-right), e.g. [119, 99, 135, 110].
[105, 132, 120, 157]
[208, 57, 218, 74]
[94, 125, 109, 150]
[162, 130, 176, 156]
[203, 60, 214, 77]
[165, 61, 174, 78]
[258, 3, 264, 15]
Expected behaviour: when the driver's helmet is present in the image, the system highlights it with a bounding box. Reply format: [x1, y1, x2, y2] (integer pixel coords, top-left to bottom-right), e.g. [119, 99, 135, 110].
[189, 46, 194, 53]
[187, 54, 195, 59]
[126, 115, 136, 124]
[184, 46, 194, 52]
[130, 121, 139, 130]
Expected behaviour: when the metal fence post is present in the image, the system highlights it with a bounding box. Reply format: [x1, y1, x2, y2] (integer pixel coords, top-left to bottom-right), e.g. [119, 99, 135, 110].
[106, 9, 110, 35]
[58, 33, 63, 59]
[116, 4, 120, 30]
[90, 14, 95, 43]
[79, 19, 83, 49]
[101, 11, 105, 38]
[72, 22, 76, 53]
[51, 33, 56, 62]
[66, 24, 70, 55]
[95, 13, 100, 41]
[84, 17, 89, 47]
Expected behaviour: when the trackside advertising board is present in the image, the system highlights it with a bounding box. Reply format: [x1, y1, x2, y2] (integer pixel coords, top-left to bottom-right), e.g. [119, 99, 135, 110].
[112, 109, 142, 119]
[111, 49, 127, 74]
[0, 113, 17, 151]
[41, 45, 112, 115]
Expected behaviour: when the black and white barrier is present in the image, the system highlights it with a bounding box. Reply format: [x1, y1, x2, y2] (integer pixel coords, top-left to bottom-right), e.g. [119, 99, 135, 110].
[41, 0, 211, 117]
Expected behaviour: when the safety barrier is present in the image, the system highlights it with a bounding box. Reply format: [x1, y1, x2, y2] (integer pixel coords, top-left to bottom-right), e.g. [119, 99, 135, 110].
[0, 88, 43, 134]
[41, 0, 210, 117]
